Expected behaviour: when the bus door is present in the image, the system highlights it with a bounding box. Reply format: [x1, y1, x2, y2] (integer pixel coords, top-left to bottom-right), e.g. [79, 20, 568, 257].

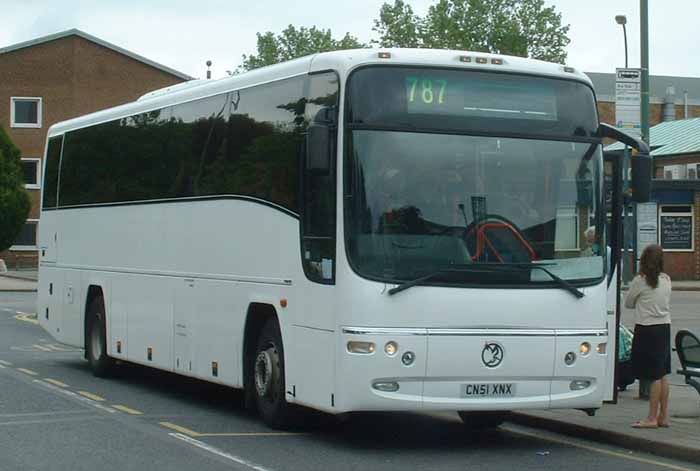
[599, 123, 652, 403]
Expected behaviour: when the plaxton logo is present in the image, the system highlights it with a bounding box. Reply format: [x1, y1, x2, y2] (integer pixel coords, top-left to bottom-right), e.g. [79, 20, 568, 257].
[481, 342, 504, 368]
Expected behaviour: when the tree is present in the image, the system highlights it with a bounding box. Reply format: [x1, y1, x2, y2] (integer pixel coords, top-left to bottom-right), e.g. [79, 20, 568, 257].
[240, 25, 367, 72]
[0, 125, 31, 253]
[373, 0, 570, 64]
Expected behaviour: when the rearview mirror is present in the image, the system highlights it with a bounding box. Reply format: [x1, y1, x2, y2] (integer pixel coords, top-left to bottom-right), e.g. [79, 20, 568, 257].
[631, 151, 652, 202]
[599, 123, 652, 203]
[305, 107, 335, 176]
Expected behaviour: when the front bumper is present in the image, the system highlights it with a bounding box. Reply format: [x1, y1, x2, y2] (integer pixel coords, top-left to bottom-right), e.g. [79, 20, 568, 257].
[336, 327, 607, 413]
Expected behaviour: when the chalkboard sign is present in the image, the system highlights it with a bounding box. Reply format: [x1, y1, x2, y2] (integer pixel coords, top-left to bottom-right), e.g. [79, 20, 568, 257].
[660, 215, 692, 250]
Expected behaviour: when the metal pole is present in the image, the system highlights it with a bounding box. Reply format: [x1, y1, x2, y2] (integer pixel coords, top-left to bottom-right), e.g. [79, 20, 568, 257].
[637, 0, 652, 400]
[640, 0, 650, 145]
[622, 23, 628, 68]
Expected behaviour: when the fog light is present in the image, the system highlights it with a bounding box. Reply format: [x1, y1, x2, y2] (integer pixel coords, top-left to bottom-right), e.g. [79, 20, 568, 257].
[385, 341, 398, 356]
[596, 342, 607, 354]
[580, 342, 591, 356]
[564, 351, 576, 366]
[347, 341, 375, 354]
[401, 351, 415, 366]
[569, 380, 591, 391]
[373, 381, 399, 392]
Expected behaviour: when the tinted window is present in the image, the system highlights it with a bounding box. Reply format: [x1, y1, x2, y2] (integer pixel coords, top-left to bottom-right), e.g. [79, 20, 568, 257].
[219, 77, 306, 211]
[57, 76, 307, 212]
[59, 110, 170, 206]
[42, 136, 62, 208]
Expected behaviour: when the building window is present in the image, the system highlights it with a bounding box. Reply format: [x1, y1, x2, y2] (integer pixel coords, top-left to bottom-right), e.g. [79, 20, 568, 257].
[659, 205, 693, 252]
[11, 220, 38, 250]
[21, 158, 41, 189]
[11, 97, 42, 128]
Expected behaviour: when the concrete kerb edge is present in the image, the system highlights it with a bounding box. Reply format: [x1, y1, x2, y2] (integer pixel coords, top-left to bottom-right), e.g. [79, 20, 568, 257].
[509, 412, 700, 465]
[0, 273, 38, 282]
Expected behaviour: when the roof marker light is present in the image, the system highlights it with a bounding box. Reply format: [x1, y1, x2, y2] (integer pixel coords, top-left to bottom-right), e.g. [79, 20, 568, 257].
[564, 66, 575, 73]
[378, 52, 392, 59]
[491, 58, 503, 65]
[476, 57, 488, 64]
[459, 56, 472, 63]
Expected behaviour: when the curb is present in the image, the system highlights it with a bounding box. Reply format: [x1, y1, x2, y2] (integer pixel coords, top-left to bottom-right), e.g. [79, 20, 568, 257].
[510, 412, 700, 465]
[0, 273, 38, 282]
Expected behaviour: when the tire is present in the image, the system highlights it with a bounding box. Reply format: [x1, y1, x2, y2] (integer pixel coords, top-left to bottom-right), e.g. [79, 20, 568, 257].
[86, 297, 114, 377]
[458, 411, 509, 429]
[252, 317, 296, 429]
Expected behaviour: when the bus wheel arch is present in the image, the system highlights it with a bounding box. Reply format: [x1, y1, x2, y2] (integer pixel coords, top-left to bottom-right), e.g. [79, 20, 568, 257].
[84, 285, 114, 376]
[243, 303, 295, 429]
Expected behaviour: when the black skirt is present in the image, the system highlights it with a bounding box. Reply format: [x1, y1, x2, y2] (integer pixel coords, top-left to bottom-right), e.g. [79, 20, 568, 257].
[631, 323, 671, 381]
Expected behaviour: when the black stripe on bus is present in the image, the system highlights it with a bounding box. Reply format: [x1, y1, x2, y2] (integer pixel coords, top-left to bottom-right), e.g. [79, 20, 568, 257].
[41, 194, 300, 219]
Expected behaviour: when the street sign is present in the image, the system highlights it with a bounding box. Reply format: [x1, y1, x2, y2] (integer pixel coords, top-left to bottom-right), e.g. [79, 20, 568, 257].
[636, 202, 658, 254]
[615, 68, 642, 131]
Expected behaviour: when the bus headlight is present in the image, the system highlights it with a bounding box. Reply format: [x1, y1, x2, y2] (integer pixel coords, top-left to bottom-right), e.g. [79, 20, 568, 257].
[384, 341, 398, 356]
[347, 341, 375, 354]
[580, 342, 591, 356]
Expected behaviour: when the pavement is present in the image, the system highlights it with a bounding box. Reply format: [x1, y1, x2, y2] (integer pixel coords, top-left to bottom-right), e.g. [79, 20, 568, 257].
[1, 268, 698, 465]
[512, 381, 700, 465]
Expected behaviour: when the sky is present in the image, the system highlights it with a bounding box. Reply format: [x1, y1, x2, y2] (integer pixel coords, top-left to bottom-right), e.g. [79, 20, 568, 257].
[1, 0, 698, 80]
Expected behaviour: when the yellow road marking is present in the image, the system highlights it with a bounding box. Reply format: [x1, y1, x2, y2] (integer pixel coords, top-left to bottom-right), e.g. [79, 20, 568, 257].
[13, 314, 39, 325]
[112, 405, 143, 415]
[77, 391, 105, 402]
[43, 378, 69, 388]
[33, 344, 52, 352]
[158, 421, 303, 438]
[508, 428, 697, 471]
[160, 422, 201, 437]
[46, 344, 68, 351]
[197, 432, 305, 437]
[0, 360, 12, 366]
[16, 368, 38, 376]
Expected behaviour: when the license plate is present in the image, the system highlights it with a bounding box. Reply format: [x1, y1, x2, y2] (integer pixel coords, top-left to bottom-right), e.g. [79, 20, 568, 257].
[462, 383, 516, 397]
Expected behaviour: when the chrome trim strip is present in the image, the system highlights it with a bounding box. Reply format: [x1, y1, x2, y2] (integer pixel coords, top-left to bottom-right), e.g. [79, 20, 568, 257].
[556, 329, 608, 337]
[342, 327, 427, 336]
[342, 327, 607, 337]
[429, 329, 554, 337]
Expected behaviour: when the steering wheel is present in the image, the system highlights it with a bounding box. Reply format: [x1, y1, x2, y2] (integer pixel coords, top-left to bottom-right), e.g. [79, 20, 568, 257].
[464, 214, 536, 262]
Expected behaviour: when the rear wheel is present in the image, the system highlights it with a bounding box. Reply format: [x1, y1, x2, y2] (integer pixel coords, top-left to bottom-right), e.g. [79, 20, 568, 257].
[86, 297, 114, 377]
[253, 318, 296, 429]
[458, 411, 509, 429]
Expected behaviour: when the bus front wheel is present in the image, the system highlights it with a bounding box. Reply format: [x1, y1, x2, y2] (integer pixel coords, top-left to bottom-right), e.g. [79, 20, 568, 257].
[458, 411, 509, 429]
[253, 318, 295, 429]
[86, 297, 114, 377]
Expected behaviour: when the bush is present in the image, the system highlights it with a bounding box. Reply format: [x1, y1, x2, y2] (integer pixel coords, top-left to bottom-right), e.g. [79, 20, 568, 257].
[0, 125, 31, 253]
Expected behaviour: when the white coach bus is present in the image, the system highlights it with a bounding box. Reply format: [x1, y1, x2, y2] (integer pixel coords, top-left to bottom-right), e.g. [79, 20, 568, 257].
[37, 49, 651, 429]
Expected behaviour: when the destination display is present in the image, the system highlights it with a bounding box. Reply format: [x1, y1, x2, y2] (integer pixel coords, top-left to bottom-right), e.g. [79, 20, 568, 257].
[660, 215, 692, 250]
[405, 74, 558, 121]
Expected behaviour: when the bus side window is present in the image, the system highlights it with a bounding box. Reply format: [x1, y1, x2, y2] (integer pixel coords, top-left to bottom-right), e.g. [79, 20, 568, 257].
[301, 73, 339, 284]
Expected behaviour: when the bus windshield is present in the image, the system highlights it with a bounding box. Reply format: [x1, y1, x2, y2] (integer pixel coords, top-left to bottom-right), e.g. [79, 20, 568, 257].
[344, 67, 604, 287]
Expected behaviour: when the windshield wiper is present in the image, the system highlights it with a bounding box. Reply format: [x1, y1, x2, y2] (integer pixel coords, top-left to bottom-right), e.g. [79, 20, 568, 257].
[387, 263, 585, 299]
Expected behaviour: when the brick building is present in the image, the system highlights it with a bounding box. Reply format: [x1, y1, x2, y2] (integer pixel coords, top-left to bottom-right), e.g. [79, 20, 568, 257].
[0, 29, 190, 268]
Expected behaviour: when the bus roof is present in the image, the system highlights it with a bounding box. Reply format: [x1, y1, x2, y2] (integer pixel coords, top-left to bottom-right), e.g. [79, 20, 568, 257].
[47, 48, 592, 136]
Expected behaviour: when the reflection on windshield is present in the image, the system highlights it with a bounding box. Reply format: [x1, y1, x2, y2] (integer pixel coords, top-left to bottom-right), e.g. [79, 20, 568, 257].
[345, 131, 604, 285]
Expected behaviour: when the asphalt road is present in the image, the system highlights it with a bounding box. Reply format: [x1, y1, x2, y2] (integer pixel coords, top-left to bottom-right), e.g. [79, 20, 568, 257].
[1, 291, 698, 471]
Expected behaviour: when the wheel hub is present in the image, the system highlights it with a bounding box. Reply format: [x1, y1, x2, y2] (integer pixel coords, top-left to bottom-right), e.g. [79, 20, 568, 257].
[254, 348, 276, 397]
[90, 320, 102, 360]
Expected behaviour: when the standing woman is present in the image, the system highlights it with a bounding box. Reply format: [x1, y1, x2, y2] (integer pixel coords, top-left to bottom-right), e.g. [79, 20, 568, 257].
[626, 244, 672, 428]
